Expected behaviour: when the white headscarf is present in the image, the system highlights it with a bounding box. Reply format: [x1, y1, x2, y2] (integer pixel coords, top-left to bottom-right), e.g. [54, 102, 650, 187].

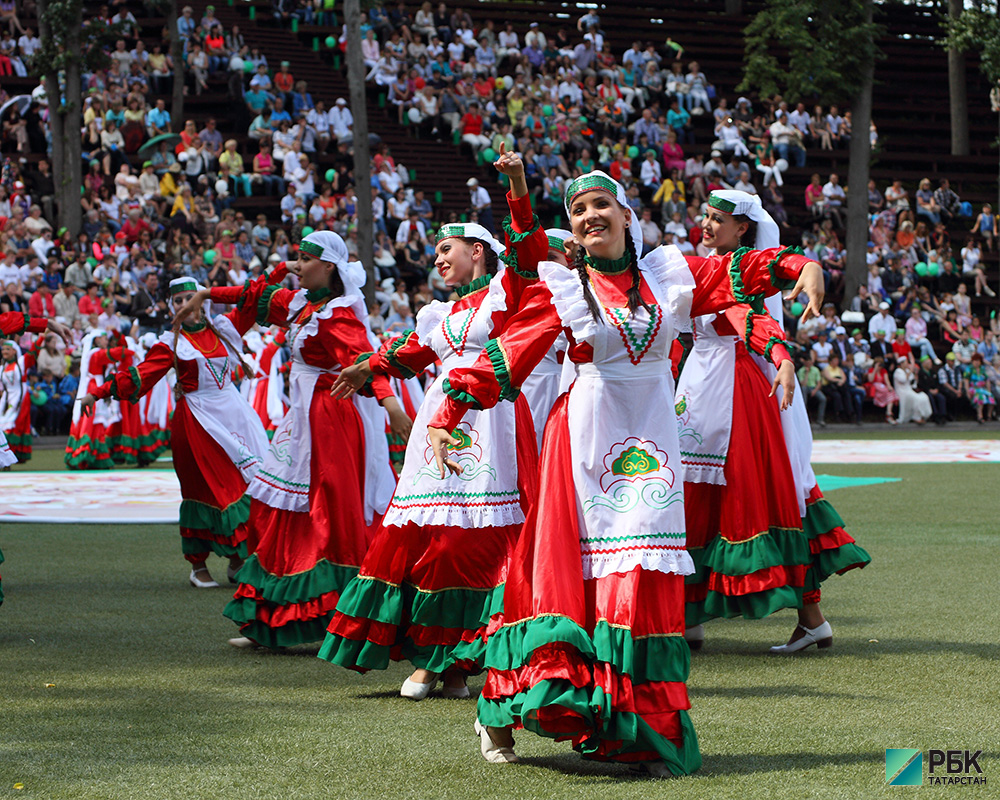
[563, 170, 644, 262]
[72, 329, 109, 424]
[707, 189, 780, 250]
[300, 230, 368, 298]
[434, 222, 506, 257]
[169, 277, 212, 318]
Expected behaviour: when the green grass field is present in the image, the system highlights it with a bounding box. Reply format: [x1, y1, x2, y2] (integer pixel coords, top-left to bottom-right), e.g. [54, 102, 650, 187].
[2, 456, 999, 799]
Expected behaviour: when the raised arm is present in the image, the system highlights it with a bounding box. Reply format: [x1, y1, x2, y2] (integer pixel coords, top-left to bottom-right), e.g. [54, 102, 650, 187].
[1, 311, 48, 337]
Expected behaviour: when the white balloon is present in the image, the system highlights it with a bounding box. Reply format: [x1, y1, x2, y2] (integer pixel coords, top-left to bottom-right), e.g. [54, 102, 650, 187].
[177, 151, 189, 162]
[407, 107, 422, 123]
[215, 179, 229, 195]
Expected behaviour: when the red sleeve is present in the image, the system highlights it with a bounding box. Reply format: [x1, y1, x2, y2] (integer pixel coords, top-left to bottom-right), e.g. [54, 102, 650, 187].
[716, 304, 791, 367]
[92, 342, 175, 403]
[266, 261, 289, 285]
[21, 334, 43, 369]
[490, 190, 548, 332]
[429, 281, 563, 430]
[369, 329, 438, 380]
[686, 248, 814, 313]
[300, 307, 393, 401]
[0, 311, 46, 336]
[212, 277, 295, 334]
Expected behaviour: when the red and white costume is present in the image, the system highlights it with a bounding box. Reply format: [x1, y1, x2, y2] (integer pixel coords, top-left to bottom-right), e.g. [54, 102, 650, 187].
[66, 333, 130, 470]
[1, 312, 49, 464]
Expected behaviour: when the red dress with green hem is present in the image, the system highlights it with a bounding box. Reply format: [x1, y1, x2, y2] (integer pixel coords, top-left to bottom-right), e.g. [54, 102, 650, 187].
[432, 246, 794, 773]
[66, 345, 132, 470]
[92, 320, 269, 565]
[211, 277, 397, 649]
[1, 335, 42, 463]
[318, 194, 547, 677]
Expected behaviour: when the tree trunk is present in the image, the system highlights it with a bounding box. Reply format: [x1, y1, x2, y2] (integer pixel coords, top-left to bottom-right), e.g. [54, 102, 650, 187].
[168, 0, 186, 125]
[844, 0, 875, 304]
[948, 0, 970, 155]
[38, 0, 83, 237]
[725, 0, 743, 15]
[345, 0, 374, 304]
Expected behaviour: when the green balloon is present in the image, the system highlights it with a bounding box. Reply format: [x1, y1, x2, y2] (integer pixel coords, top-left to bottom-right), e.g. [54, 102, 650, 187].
[203, 249, 216, 266]
[325, 35, 337, 48]
[790, 301, 804, 316]
[927, 260, 941, 276]
[627, 146, 639, 158]
[914, 261, 928, 276]
[542, 104, 553, 116]
[482, 147, 497, 162]
[301, 226, 315, 237]
[86, 257, 97, 267]
[243, 61, 255, 73]
[325, 168, 336, 183]
[578, 116, 587, 124]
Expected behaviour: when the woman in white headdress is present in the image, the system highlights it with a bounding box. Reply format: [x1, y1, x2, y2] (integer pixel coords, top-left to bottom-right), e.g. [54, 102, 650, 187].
[66, 329, 131, 470]
[83, 277, 269, 588]
[175, 232, 406, 649]
[317, 149, 549, 699]
[427, 171, 807, 774]
[679, 189, 870, 655]
[134, 331, 172, 465]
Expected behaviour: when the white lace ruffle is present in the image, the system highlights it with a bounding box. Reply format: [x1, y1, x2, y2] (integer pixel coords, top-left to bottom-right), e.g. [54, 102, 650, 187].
[538, 260, 600, 345]
[638, 244, 695, 330]
[415, 299, 455, 341]
[582, 548, 695, 581]
[382, 499, 524, 530]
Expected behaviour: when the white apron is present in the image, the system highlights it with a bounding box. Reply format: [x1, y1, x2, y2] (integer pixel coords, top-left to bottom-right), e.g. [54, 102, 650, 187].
[540, 247, 696, 581]
[520, 332, 567, 449]
[383, 272, 523, 530]
[250, 294, 394, 524]
[0, 358, 25, 431]
[165, 317, 268, 483]
[674, 315, 736, 485]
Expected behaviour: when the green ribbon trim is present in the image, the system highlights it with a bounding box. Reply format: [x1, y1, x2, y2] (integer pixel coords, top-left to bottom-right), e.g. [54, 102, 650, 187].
[306, 286, 332, 303]
[765, 245, 803, 291]
[441, 378, 483, 409]
[454, 274, 491, 298]
[728, 247, 766, 313]
[764, 335, 787, 364]
[485, 338, 519, 402]
[178, 494, 251, 538]
[383, 331, 418, 380]
[126, 366, 143, 404]
[256, 284, 280, 325]
[584, 252, 632, 275]
[743, 311, 768, 357]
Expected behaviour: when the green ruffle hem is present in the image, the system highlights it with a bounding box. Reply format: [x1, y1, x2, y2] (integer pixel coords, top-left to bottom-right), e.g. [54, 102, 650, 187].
[179, 495, 250, 538]
[685, 525, 811, 625]
[802, 499, 872, 591]
[224, 556, 360, 649]
[477, 615, 701, 774]
[65, 435, 113, 469]
[317, 575, 505, 673]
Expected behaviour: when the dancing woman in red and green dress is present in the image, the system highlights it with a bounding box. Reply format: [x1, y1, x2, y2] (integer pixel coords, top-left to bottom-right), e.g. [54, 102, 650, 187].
[82, 278, 270, 589]
[426, 171, 810, 775]
[174, 232, 406, 649]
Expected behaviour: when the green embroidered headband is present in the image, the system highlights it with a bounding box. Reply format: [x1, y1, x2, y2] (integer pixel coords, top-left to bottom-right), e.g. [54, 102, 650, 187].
[564, 173, 619, 210]
[708, 194, 737, 214]
[169, 279, 199, 296]
[299, 239, 325, 258]
[435, 222, 505, 255]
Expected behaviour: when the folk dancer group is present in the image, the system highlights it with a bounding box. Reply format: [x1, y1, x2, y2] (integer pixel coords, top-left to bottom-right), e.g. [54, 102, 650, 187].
[8, 147, 869, 777]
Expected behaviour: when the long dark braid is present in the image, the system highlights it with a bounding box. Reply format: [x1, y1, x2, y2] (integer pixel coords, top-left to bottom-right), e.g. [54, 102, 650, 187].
[623, 234, 652, 318]
[573, 241, 603, 322]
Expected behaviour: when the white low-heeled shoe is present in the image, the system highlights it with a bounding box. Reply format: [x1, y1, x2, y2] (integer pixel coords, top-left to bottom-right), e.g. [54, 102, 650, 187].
[189, 569, 220, 589]
[684, 624, 705, 651]
[769, 620, 833, 654]
[400, 675, 438, 700]
[474, 718, 518, 763]
[441, 684, 471, 699]
[228, 636, 258, 649]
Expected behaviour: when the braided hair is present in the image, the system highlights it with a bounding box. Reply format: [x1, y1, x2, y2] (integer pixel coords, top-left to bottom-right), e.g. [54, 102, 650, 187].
[573, 219, 653, 322]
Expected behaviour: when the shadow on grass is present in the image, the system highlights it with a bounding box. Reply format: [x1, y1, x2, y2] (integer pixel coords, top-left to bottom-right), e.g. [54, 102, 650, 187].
[839, 639, 1000, 660]
[691, 684, 878, 701]
[701, 750, 884, 776]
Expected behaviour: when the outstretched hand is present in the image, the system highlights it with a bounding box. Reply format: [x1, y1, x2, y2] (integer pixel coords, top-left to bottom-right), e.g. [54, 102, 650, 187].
[785, 262, 824, 324]
[330, 360, 372, 399]
[46, 319, 72, 345]
[493, 142, 529, 199]
[769, 360, 797, 412]
[428, 426, 463, 479]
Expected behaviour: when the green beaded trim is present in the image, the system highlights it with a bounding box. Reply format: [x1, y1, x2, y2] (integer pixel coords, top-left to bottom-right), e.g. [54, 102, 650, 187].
[708, 194, 737, 214]
[437, 223, 471, 242]
[384, 331, 418, 379]
[728, 247, 766, 314]
[547, 235, 569, 252]
[765, 245, 803, 291]
[441, 378, 483, 409]
[565, 174, 619, 208]
[169, 279, 199, 296]
[454, 274, 491, 298]
[485, 338, 519, 402]
[299, 239, 325, 258]
[584, 252, 632, 275]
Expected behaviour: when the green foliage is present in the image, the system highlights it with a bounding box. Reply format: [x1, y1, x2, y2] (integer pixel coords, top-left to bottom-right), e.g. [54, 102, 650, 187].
[945, 1, 1000, 83]
[32, 0, 124, 82]
[739, 0, 881, 103]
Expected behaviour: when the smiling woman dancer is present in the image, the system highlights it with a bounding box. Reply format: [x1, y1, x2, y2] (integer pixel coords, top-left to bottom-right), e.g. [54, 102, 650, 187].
[83, 278, 269, 589]
[317, 148, 547, 700]
[426, 171, 818, 776]
[680, 190, 870, 654]
[175, 231, 404, 649]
